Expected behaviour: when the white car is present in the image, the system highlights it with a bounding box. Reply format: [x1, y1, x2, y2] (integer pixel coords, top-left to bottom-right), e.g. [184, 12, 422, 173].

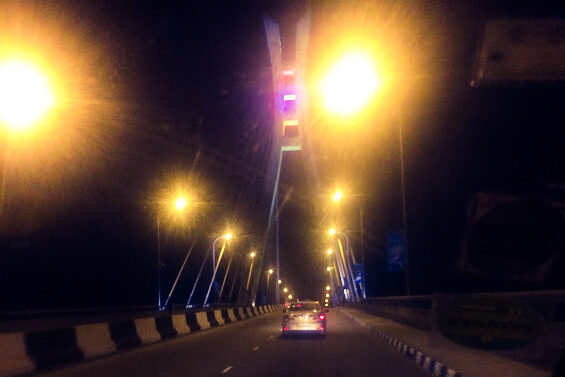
[281, 301, 327, 337]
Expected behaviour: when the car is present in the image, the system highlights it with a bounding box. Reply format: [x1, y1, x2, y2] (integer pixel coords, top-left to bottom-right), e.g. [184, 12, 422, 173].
[281, 300, 327, 337]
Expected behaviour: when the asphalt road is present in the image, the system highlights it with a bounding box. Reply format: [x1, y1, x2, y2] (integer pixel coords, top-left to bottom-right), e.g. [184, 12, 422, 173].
[39, 308, 431, 377]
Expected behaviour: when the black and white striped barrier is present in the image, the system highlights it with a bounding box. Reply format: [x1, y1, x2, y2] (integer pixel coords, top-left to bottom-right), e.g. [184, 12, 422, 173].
[340, 308, 462, 377]
[0, 305, 281, 377]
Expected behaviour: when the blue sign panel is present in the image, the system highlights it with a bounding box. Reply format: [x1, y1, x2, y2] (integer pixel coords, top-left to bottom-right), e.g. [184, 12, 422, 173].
[353, 263, 364, 283]
[386, 231, 406, 272]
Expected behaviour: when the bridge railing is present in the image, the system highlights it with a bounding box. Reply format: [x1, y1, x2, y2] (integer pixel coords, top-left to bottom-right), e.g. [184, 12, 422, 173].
[350, 290, 565, 371]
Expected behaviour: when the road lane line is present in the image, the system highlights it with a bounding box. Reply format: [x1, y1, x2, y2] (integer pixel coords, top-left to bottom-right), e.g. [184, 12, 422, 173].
[221, 366, 233, 374]
[252, 346, 260, 351]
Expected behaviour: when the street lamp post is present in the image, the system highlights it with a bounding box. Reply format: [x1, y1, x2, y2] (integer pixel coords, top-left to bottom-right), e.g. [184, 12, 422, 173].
[326, 249, 343, 302]
[335, 234, 360, 300]
[329, 228, 359, 300]
[186, 233, 231, 308]
[157, 217, 162, 309]
[332, 243, 349, 297]
[339, 231, 363, 299]
[398, 108, 410, 295]
[163, 236, 198, 309]
[203, 234, 232, 307]
[331, 190, 368, 299]
[156, 196, 189, 310]
[186, 243, 212, 308]
[246, 251, 256, 291]
[216, 252, 235, 305]
[266, 268, 274, 304]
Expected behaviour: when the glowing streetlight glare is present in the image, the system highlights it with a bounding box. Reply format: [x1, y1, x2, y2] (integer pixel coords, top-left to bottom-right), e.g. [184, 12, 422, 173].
[325, 299, 329, 302]
[0, 59, 55, 130]
[329, 228, 337, 236]
[174, 197, 188, 211]
[288, 294, 293, 300]
[249, 251, 256, 258]
[333, 190, 343, 202]
[283, 287, 288, 293]
[327, 249, 333, 255]
[268, 268, 274, 275]
[326, 293, 330, 297]
[321, 51, 380, 116]
[326, 285, 331, 291]
[277, 279, 282, 284]
[326, 266, 332, 272]
[224, 232, 232, 240]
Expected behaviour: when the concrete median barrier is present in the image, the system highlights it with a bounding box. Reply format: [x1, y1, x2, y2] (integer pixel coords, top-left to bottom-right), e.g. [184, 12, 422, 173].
[213, 310, 225, 326]
[25, 328, 84, 369]
[134, 318, 161, 344]
[227, 308, 237, 322]
[0, 333, 34, 376]
[0, 305, 281, 376]
[76, 323, 116, 358]
[109, 320, 141, 349]
[185, 311, 201, 332]
[195, 311, 210, 330]
[172, 314, 190, 335]
[155, 315, 177, 339]
[237, 307, 246, 320]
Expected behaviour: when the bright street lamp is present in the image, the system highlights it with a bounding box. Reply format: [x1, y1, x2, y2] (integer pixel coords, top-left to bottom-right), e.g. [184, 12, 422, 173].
[326, 293, 330, 297]
[224, 232, 233, 240]
[327, 266, 332, 272]
[174, 197, 188, 211]
[326, 285, 331, 291]
[327, 249, 333, 255]
[283, 287, 288, 293]
[268, 268, 274, 275]
[288, 294, 293, 300]
[321, 51, 380, 116]
[332, 190, 343, 203]
[329, 228, 337, 236]
[277, 279, 282, 284]
[0, 59, 56, 131]
[250, 251, 256, 258]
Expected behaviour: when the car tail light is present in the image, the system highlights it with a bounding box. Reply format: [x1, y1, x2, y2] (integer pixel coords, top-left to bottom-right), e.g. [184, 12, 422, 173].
[283, 327, 289, 331]
[319, 326, 324, 331]
[319, 315, 325, 320]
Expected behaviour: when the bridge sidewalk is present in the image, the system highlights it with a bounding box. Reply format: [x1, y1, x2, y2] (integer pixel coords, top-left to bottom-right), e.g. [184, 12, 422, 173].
[338, 306, 551, 377]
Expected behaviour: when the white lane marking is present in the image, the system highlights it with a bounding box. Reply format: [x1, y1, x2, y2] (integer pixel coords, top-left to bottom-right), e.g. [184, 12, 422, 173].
[221, 366, 233, 374]
[252, 346, 260, 351]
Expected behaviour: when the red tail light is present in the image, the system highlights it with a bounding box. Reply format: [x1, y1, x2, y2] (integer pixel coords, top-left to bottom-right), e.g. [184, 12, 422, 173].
[319, 315, 325, 320]
[283, 326, 289, 331]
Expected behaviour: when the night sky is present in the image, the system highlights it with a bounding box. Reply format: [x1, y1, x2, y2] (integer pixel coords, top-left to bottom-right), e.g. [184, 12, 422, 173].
[1, 0, 565, 311]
